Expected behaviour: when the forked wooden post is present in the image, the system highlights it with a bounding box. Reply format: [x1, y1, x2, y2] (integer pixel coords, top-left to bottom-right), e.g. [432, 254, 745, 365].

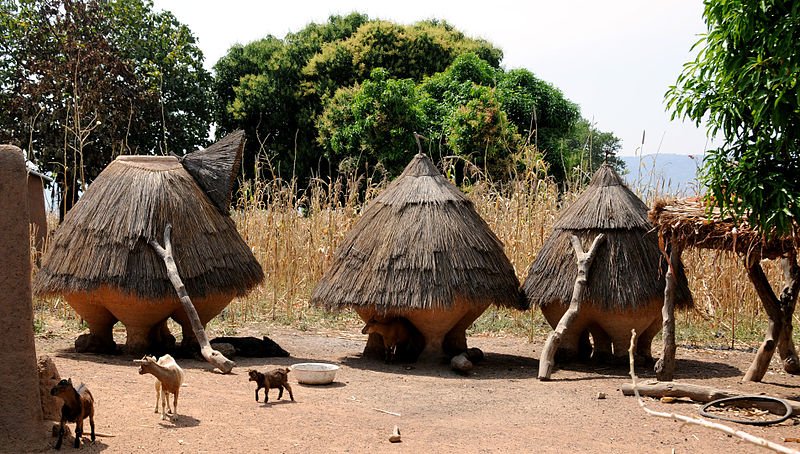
[538, 233, 606, 380]
[743, 251, 800, 382]
[655, 236, 682, 381]
[149, 224, 235, 374]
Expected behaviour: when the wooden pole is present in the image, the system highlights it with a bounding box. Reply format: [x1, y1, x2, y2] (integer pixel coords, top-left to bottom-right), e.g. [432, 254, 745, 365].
[655, 236, 682, 381]
[538, 233, 605, 380]
[149, 224, 235, 374]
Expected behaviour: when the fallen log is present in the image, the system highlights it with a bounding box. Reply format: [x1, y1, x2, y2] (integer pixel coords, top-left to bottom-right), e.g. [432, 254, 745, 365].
[149, 224, 235, 374]
[620, 381, 800, 416]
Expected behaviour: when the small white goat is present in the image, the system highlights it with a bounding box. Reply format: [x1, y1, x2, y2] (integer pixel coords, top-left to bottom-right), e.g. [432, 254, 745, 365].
[134, 354, 184, 420]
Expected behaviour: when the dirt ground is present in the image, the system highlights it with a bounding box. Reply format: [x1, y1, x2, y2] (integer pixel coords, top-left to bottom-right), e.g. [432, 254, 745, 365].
[21, 323, 800, 453]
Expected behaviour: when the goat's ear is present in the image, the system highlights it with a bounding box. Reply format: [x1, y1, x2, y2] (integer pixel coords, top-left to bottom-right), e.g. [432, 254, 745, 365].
[67, 378, 72, 384]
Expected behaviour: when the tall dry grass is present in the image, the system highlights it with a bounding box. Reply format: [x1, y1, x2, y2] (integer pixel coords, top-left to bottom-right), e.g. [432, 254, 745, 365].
[32, 150, 787, 350]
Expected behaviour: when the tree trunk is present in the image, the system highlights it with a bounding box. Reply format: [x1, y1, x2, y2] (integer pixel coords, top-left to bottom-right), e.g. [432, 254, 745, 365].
[776, 253, 800, 374]
[149, 224, 235, 374]
[744, 251, 800, 381]
[655, 238, 682, 381]
[538, 233, 605, 380]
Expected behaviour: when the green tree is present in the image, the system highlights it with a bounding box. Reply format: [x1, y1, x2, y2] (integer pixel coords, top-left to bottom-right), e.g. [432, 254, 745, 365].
[496, 68, 580, 182]
[303, 19, 502, 100]
[666, 0, 800, 237]
[555, 118, 624, 181]
[417, 55, 517, 177]
[109, 0, 214, 155]
[214, 13, 367, 180]
[0, 0, 212, 217]
[418, 54, 582, 181]
[316, 68, 425, 176]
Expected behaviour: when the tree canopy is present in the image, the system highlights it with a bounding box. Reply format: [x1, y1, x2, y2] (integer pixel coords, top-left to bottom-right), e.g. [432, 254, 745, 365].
[215, 14, 619, 185]
[0, 0, 213, 216]
[666, 0, 799, 238]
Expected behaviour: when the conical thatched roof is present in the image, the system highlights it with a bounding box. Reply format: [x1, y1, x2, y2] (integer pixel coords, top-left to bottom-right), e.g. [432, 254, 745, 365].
[311, 153, 524, 312]
[179, 130, 244, 214]
[553, 165, 651, 230]
[34, 154, 263, 300]
[524, 164, 692, 311]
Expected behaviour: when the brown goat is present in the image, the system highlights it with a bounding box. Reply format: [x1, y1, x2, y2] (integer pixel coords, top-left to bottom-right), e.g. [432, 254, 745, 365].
[248, 368, 294, 403]
[50, 378, 95, 450]
[361, 317, 412, 363]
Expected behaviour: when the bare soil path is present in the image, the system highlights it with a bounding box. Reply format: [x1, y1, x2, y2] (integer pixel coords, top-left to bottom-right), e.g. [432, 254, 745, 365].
[26, 324, 800, 453]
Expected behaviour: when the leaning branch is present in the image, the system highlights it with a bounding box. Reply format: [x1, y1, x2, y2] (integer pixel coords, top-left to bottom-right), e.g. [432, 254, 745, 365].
[149, 224, 235, 374]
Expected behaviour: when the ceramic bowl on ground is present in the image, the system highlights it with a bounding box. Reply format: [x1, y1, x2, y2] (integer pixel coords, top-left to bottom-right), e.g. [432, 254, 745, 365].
[291, 362, 339, 385]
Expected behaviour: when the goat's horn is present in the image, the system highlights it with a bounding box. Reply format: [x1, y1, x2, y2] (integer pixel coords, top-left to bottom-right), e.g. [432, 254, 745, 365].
[132, 359, 146, 364]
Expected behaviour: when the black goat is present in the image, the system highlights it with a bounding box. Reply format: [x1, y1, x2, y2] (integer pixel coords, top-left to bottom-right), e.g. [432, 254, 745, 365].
[211, 336, 289, 357]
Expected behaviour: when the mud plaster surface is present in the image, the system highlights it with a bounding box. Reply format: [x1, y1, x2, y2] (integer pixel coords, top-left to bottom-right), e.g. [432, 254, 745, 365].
[0, 145, 43, 443]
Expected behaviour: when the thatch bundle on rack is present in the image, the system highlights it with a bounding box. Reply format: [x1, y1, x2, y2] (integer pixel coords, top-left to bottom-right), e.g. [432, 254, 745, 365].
[649, 198, 796, 259]
[311, 153, 524, 360]
[523, 164, 692, 362]
[34, 132, 263, 354]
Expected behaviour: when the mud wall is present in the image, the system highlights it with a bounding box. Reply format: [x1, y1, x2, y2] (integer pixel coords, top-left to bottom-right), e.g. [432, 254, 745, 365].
[0, 145, 44, 441]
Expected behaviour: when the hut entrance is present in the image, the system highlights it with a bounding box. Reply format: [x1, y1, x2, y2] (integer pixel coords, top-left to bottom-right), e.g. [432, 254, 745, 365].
[650, 198, 799, 382]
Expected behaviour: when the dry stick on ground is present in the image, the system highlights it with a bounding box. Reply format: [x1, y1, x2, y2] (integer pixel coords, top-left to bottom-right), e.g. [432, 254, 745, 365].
[538, 233, 606, 380]
[656, 235, 682, 381]
[743, 250, 800, 382]
[627, 329, 799, 454]
[149, 224, 235, 374]
[619, 382, 800, 416]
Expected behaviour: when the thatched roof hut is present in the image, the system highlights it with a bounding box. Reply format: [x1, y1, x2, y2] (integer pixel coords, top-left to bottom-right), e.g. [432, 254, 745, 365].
[524, 164, 692, 311]
[311, 153, 524, 312]
[34, 137, 263, 301]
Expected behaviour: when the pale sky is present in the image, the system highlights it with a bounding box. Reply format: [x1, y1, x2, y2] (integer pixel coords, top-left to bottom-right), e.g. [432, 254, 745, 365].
[153, 0, 715, 156]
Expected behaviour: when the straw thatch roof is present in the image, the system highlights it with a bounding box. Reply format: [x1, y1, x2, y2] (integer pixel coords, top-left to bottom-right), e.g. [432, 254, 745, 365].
[34, 154, 263, 300]
[179, 130, 244, 215]
[524, 164, 692, 311]
[650, 198, 796, 260]
[311, 153, 524, 311]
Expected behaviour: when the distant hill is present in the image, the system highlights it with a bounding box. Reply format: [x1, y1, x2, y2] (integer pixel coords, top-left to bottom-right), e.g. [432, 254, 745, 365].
[620, 153, 704, 196]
